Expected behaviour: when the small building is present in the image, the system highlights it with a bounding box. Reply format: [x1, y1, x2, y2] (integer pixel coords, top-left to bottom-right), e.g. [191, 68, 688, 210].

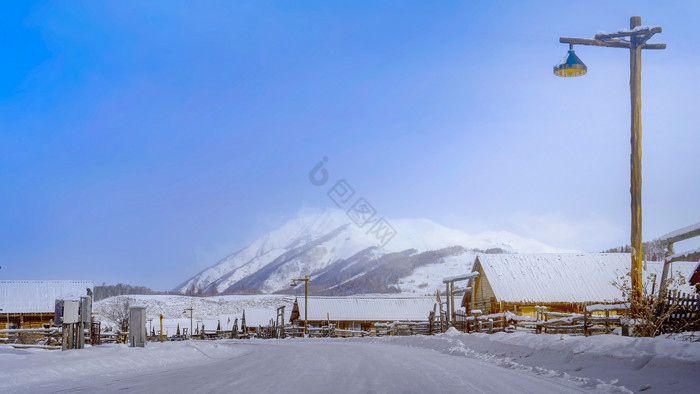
[690, 262, 700, 292]
[0, 280, 94, 330]
[289, 296, 435, 334]
[461, 254, 697, 317]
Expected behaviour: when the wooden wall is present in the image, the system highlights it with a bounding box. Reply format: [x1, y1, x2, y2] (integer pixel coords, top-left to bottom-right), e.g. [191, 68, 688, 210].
[472, 265, 498, 313]
[5, 313, 52, 327]
[1, 313, 53, 337]
[498, 303, 583, 317]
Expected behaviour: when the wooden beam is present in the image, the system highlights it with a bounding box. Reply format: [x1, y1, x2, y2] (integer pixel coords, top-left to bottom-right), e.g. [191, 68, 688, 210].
[641, 43, 667, 50]
[559, 37, 665, 50]
[0, 328, 58, 334]
[442, 272, 479, 283]
[657, 222, 700, 245]
[560, 37, 630, 49]
[666, 248, 700, 264]
[12, 344, 61, 350]
[595, 26, 662, 40]
[451, 286, 472, 295]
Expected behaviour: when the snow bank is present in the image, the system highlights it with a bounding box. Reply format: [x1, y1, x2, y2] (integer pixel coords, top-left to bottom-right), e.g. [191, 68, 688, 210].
[365, 331, 700, 393]
[0, 341, 246, 391]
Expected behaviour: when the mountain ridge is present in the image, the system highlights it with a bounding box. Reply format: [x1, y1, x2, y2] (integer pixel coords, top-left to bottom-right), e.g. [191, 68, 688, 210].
[174, 208, 565, 296]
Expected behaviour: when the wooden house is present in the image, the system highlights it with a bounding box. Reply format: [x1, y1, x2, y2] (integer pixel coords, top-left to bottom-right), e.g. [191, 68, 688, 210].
[461, 254, 697, 317]
[686, 261, 700, 292]
[0, 280, 93, 332]
[289, 296, 435, 334]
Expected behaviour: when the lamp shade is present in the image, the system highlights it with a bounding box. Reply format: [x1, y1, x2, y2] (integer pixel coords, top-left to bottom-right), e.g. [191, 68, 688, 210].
[554, 48, 587, 77]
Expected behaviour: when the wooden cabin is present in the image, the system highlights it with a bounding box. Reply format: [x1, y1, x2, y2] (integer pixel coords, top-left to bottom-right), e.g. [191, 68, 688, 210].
[0, 280, 93, 332]
[461, 254, 697, 317]
[289, 296, 435, 335]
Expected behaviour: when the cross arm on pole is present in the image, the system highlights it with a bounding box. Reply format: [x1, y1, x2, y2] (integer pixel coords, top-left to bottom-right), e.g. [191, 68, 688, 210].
[560, 37, 630, 49]
[560, 37, 665, 50]
[641, 43, 667, 50]
[595, 26, 662, 41]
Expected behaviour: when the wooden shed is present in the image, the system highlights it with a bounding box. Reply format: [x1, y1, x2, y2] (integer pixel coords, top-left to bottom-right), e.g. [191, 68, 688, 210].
[461, 254, 697, 317]
[0, 280, 93, 332]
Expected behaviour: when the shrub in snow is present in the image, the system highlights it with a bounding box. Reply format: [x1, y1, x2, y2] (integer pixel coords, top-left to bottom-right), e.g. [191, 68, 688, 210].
[613, 271, 698, 337]
[100, 297, 132, 332]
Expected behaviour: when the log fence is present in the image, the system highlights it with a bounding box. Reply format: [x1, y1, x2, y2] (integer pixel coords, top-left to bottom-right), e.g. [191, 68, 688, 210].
[658, 291, 699, 332]
[8, 293, 696, 347]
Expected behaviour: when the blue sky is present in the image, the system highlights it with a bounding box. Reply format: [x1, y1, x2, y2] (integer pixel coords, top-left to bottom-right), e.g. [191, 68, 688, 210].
[1, 1, 699, 290]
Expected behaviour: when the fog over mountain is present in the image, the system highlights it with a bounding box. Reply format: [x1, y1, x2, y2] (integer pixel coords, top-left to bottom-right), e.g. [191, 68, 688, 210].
[174, 209, 564, 296]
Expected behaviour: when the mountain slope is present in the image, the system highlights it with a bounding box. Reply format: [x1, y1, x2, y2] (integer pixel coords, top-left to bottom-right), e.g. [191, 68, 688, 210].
[174, 209, 564, 295]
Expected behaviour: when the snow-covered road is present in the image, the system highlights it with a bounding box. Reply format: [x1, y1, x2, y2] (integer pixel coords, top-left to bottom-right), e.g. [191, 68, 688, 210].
[3, 331, 699, 393]
[4, 340, 592, 393]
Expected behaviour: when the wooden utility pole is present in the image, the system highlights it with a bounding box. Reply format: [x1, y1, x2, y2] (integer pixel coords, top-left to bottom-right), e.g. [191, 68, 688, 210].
[559, 17, 665, 311]
[629, 16, 644, 306]
[450, 282, 455, 323]
[183, 307, 193, 339]
[444, 282, 450, 324]
[291, 275, 311, 336]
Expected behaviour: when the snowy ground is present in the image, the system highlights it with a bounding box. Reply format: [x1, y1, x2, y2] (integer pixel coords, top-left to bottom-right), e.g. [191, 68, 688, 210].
[2, 330, 699, 393]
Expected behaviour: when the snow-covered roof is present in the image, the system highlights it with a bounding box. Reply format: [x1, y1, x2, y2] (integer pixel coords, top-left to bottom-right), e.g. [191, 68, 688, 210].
[295, 296, 435, 322]
[644, 261, 698, 295]
[0, 281, 94, 314]
[472, 254, 697, 304]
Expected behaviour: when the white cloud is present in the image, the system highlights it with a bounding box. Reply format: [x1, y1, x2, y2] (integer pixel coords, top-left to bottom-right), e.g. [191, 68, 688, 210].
[507, 212, 626, 252]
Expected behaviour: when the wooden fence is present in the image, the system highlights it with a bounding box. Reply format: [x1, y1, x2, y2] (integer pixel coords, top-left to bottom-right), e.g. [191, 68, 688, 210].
[1, 322, 102, 349]
[374, 321, 432, 336]
[658, 291, 699, 332]
[9, 294, 695, 346]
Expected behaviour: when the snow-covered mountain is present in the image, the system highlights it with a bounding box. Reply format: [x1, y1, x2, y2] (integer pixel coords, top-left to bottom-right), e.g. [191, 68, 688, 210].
[174, 209, 564, 296]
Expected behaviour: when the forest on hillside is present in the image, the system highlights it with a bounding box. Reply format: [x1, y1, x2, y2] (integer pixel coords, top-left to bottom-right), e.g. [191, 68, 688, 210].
[94, 283, 175, 301]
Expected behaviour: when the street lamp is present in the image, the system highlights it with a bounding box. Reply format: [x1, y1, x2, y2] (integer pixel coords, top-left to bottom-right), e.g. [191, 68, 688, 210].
[291, 275, 311, 337]
[555, 16, 665, 310]
[553, 44, 587, 77]
[183, 307, 193, 338]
